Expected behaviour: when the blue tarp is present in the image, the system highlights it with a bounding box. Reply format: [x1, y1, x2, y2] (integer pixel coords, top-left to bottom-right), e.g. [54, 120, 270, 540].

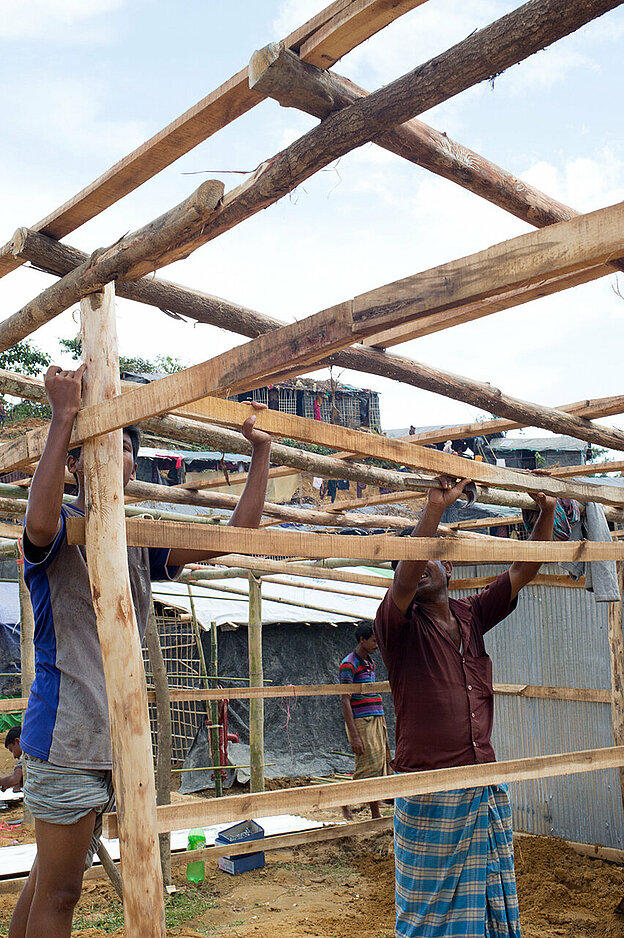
[0, 581, 20, 697]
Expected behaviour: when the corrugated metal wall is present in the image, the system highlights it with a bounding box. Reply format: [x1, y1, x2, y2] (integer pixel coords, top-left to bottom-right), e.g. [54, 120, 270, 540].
[454, 563, 623, 848]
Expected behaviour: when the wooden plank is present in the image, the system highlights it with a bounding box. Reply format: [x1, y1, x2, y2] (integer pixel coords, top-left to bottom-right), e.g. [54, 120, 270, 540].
[549, 460, 624, 477]
[66, 517, 624, 561]
[103, 744, 624, 837]
[449, 515, 522, 531]
[300, 0, 428, 67]
[0, 680, 608, 711]
[9, 232, 624, 456]
[80, 285, 165, 937]
[0, 0, 424, 280]
[396, 395, 624, 445]
[150, 0, 624, 275]
[4, 368, 624, 514]
[361, 264, 610, 348]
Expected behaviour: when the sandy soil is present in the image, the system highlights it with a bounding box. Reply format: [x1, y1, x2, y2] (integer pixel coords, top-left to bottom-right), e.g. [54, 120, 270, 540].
[1, 785, 624, 938]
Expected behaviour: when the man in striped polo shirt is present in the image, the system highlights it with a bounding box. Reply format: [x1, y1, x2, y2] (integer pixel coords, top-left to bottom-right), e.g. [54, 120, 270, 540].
[339, 621, 391, 820]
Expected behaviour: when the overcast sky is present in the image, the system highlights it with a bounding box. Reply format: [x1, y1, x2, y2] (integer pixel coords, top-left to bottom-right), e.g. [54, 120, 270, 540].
[1, 0, 623, 438]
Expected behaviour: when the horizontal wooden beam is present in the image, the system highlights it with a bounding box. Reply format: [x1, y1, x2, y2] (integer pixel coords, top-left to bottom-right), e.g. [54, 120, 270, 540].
[65, 517, 624, 561]
[250, 42, 579, 230]
[11, 230, 624, 455]
[0, 0, 423, 279]
[103, 744, 624, 837]
[549, 460, 624, 477]
[0, 678, 608, 714]
[397, 394, 624, 446]
[450, 515, 522, 531]
[149, 0, 624, 275]
[3, 369, 624, 516]
[3, 387, 624, 512]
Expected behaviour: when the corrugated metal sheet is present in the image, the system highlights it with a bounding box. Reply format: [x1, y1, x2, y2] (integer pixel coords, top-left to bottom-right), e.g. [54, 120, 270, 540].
[453, 564, 624, 848]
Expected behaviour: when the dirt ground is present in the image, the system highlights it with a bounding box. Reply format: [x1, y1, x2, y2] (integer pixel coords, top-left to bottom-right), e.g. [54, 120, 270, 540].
[1, 759, 624, 938]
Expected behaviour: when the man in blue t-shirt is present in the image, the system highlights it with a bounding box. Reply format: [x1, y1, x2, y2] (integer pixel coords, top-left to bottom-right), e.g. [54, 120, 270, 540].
[339, 621, 391, 820]
[10, 363, 272, 938]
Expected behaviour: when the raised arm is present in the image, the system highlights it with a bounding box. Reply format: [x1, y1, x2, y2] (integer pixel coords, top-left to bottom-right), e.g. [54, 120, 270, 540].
[25, 365, 86, 548]
[508, 490, 556, 600]
[166, 408, 271, 567]
[391, 476, 470, 615]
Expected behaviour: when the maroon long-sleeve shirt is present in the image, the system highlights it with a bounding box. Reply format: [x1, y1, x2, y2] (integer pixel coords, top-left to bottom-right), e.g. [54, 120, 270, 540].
[374, 572, 517, 773]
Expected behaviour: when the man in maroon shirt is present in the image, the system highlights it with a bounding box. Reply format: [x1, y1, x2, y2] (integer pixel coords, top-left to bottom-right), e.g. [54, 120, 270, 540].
[375, 475, 555, 938]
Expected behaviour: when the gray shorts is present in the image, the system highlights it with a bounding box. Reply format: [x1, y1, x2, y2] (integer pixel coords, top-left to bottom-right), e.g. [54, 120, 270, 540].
[23, 753, 115, 868]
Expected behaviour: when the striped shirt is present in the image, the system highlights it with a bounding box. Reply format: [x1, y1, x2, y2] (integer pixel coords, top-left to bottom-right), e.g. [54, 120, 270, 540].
[339, 651, 384, 717]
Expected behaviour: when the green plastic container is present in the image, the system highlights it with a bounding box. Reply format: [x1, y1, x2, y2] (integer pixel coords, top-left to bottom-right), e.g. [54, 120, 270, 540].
[186, 827, 207, 883]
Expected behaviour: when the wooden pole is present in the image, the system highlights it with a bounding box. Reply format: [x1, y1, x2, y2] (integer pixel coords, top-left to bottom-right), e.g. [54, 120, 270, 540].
[608, 562, 624, 805]
[144, 605, 172, 886]
[10, 230, 624, 450]
[80, 284, 165, 938]
[248, 573, 265, 793]
[3, 0, 622, 342]
[104, 744, 624, 838]
[0, 0, 422, 281]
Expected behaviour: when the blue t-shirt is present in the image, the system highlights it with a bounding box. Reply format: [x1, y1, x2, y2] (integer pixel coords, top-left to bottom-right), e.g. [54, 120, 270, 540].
[21, 504, 179, 770]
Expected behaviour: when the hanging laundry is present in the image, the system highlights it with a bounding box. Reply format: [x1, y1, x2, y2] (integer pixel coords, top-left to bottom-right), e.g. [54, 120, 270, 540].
[327, 479, 338, 503]
[312, 477, 323, 489]
[313, 397, 322, 421]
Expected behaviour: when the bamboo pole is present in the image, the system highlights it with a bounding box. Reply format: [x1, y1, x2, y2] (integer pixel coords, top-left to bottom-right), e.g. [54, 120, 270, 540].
[208, 621, 223, 798]
[608, 563, 624, 808]
[144, 605, 172, 886]
[80, 284, 165, 938]
[248, 573, 265, 793]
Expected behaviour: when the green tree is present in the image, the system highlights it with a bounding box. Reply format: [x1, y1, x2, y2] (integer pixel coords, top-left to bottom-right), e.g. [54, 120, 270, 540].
[59, 336, 184, 375]
[0, 341, 52, 422]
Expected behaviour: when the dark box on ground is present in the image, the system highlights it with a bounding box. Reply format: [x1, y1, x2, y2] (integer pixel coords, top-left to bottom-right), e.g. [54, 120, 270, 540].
[216, 819, 265, 875]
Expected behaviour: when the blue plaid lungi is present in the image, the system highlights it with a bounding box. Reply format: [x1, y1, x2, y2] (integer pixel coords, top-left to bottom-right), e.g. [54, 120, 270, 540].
[394, 785, 521, 937]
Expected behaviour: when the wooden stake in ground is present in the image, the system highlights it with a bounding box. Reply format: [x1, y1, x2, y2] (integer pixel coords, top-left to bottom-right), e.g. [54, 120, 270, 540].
[80, 284, 165, 938]
[248, 573, 265, 793]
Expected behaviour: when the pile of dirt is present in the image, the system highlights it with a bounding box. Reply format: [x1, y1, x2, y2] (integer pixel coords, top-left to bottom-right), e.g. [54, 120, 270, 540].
[2, 823, 623, 937]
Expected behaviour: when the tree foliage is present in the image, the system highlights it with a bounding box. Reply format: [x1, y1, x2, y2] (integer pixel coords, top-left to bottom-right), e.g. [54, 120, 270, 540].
[0, 341, 52, 422]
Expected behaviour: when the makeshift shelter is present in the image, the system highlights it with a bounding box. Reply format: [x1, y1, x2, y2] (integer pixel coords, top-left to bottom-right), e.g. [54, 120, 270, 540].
[1, 2, 624, 934]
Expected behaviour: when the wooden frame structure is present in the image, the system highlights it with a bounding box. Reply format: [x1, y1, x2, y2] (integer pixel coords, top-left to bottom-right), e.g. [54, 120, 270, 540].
[2, 1, 624, 934]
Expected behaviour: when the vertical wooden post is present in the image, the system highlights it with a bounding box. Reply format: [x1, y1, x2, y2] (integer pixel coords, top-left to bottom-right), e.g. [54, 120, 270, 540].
[144, 604, 172, 886]
[209, 620, 223, 798]
[248, 573, 265, 793]
[18, 564, 35, 698]
[80, 284, 165, 938]
[608, 562, 624, 802]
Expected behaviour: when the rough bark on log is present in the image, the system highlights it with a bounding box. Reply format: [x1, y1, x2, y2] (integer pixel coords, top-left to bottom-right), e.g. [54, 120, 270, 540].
[10, 232, 624, 452]
[0, 182, 224, 353]
[0, 0, 422, 280]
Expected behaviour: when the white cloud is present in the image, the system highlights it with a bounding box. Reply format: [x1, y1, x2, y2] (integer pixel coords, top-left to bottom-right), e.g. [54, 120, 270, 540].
[0, 0, 128, 40]
[272, 0, 328, 38]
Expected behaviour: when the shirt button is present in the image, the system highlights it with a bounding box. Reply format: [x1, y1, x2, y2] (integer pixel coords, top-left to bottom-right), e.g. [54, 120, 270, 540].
[467, 684, 473, 691]
[471, 712, 476, 718]
[474, 741, 479, 747]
